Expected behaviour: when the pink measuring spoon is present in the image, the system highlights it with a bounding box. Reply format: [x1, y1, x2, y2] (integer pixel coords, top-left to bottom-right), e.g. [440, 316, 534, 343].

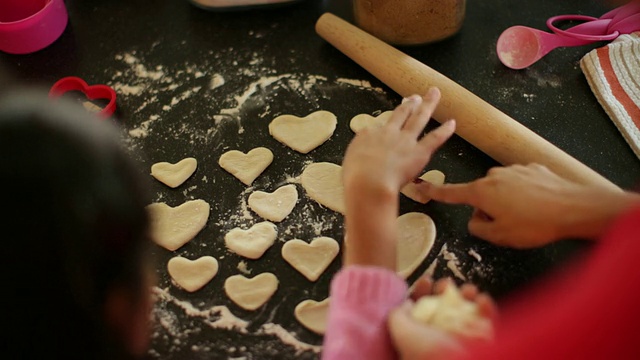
[497, 3, 640, 70]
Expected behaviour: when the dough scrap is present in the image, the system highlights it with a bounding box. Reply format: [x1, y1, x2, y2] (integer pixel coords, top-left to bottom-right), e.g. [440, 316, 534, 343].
[225, 222, 278, 259]
[224, 273, 279, 311]
[167, 256, 219, 292]
[248, 184, 298, 222]
[411, 284, 493, 340]
[397, 212, 436, 278]
[300, 162, 345, 214]
[219, 147, 273, 186]
[147, 199, 210, 251]
[269, 111, 337, 154]
[349, 111, 393, 133]
[401, 170, 446, 203]
[150, 157, 197, 188]
[294, 298, 330, 335]
[282, 237, 339, 282]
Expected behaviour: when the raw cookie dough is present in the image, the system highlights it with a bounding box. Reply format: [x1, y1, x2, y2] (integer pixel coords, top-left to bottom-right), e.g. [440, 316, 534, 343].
[147, 199, 210, 251]
[294, 298, 330, 335]
[349, 111, 393, 133]
[224, 272, 279, 311]
[397, 212, 436, 278]
[82, 101, 103, 113]
[219, 147, 273, 186]
[268, 110, 337, 154]
[300, 162, 345, 214]
[167, 256, 219, 292]
[401, 170, 446, 203]
[411, 284, 493, 340]
[150, 157, 198, 188]
[282, 237, 339, 282]
[225, 222, 278, 259]
[248, 184, 298, 222]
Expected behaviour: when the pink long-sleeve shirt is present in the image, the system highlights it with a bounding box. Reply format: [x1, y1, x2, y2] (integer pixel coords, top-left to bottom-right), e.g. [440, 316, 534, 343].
[322, 206, 640, 360]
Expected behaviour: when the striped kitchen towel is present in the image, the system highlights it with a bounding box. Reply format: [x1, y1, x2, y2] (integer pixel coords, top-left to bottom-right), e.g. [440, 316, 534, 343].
[580, 32, 640, 159]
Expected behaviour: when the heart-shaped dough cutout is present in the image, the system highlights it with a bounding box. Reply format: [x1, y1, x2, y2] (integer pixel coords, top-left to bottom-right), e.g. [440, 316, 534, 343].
[350, 111, 393, 133]
[397, 212, 436, 278]
[147, 199, 210, 251]
[225, 222, 278, 259]
[401, 170, 446, 204]
[151, 157, 198, 188]
[248, 184, 298, 222]
[224, 273, 279, 311]
[167, 256, 219, 292]
[295, 298, 330, 335]
[269, 111, 337, 154]
[219, 147, 273, 186]
[300, 162, 345, 214]
[282, 237, 340, 282]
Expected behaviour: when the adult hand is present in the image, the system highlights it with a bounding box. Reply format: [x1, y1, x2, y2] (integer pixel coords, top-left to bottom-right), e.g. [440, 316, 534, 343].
[417, 164, 639, 247]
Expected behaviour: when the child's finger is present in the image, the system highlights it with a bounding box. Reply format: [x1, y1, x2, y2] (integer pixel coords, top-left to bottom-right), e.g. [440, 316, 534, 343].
[433, 277, 455, 294]
[388, 95, 422, 129]
[460, 283, 480, 300]
[410, 276, 434, 300]
[403, 87, 441, 135]
[417, 119, 455, 155]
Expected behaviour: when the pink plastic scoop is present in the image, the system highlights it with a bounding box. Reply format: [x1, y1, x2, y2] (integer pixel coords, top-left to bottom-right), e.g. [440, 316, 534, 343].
[497, 3, 640, 70]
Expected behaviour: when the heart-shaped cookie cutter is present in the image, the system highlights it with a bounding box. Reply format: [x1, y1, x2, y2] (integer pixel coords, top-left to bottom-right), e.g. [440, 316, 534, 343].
[0, 0, 68, 54]
[49, 77, 117, 118]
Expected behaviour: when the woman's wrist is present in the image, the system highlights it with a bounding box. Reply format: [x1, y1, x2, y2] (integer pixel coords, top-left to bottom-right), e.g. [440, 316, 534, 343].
[558, 189, 640, 240]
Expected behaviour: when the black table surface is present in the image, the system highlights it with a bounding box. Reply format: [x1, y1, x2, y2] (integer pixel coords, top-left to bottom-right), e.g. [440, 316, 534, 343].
[2, 0, 639, 359]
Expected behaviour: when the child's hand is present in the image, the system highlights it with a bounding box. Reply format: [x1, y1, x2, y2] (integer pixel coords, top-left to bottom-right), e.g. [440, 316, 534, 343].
[417, 164, 640, 247]
[388, 277, 497, 360]
[342, 87, 456, 197]
[341, 88, 456, 270]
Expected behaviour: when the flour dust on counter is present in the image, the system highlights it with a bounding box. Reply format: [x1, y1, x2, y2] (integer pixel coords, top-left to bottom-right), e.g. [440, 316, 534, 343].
[110, 43, 466, 359]
[108, 46, 395, 149]
[152, 287, 322, 358]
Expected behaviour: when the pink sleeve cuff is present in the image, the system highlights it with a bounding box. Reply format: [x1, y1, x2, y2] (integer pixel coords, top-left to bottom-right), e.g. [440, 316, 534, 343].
[330, 266, 409, 306]
[322, 266, 408, 360]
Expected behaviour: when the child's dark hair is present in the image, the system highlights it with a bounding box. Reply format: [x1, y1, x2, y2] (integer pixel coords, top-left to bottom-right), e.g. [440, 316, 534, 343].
[0, 89, 151, 359]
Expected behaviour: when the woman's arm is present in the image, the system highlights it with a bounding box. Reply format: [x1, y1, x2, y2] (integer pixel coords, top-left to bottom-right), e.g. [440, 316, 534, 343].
[419, 164, 640, 247]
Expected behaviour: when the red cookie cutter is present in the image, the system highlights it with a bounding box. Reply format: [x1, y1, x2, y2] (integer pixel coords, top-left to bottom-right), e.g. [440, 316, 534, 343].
[49, 76, 117, 118]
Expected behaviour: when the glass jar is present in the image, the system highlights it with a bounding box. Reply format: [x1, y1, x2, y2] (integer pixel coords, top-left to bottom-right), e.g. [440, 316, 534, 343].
[353, 0, 467, 46]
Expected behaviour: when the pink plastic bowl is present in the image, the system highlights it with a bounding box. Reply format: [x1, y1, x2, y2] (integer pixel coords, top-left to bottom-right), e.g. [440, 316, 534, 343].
[0, 0, 68, 54]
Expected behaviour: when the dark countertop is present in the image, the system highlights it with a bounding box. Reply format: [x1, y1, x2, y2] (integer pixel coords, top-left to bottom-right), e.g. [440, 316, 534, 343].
[2, 0, 639, 359]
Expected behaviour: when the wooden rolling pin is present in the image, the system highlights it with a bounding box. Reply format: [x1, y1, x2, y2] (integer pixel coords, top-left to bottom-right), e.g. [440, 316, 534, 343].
[316, 13, 619, 191]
